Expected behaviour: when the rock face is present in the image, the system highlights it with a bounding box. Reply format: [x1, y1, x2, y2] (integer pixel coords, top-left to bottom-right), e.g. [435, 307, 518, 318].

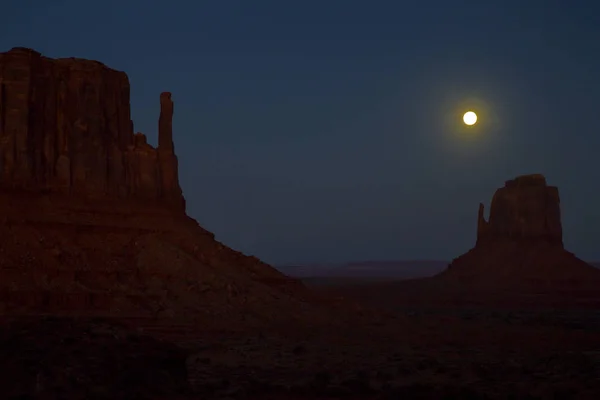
[440, 174, 600, 290]
[0, 47, 183, 210]
[476, 174, 562, 247]
[0, 47, 310, 324]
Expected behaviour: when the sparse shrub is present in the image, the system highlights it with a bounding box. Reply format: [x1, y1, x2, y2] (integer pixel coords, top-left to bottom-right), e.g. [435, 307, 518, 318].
[396, 364, 412, 375]
[341, 370, 373, 395]
[374, 370, 393, 382]
[356, 369, 369, 381]
[440, 384, 489, 399]
[416, 359, 430, 370]
[547, 385, 575, 399]
[313, 370, 332, 387]
[435, 364, 448, 374]
[292, 344, 307, 355]
[381, 383, 488, 400]
[61, 336, 76, 345]
[126, 333, 141, 343]
[194, 382, 218, 396]
[245, 378, 274, 396]
[219, 378, 231, 389]
[87, 385, 112, 399]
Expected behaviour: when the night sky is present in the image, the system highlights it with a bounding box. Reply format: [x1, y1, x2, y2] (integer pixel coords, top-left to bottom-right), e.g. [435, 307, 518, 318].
[2, 1, 600, 265]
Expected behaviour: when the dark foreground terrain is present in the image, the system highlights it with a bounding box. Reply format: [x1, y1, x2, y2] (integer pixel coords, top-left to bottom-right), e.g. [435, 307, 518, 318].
[3, 281, 600, 399]
[295, 277, 600, 399]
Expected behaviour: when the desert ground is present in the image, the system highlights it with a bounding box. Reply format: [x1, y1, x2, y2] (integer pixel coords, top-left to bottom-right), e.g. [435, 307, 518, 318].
[179, 275, 600, 399]
[3, 275, 599, 399]
[158, 277, 600, 399]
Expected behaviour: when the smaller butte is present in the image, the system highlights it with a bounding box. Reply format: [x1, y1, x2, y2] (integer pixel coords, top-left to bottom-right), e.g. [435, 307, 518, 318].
[438, 174, 600, 291]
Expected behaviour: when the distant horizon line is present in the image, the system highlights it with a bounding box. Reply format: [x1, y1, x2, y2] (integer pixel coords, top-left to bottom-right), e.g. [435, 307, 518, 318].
[277, 260, 450, 267]
[278, 259, 600, 267]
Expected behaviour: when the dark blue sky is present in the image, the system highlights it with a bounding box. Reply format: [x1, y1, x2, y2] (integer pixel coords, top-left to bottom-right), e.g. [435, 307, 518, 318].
[2, 1, 600, 264]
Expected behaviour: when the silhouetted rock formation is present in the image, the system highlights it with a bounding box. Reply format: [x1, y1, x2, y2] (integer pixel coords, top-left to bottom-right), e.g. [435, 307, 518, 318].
[0, 47, 183, 210]
[0, 47, 308, 323]
[476, 174, 562, 247]
[440, 174, 600, 290]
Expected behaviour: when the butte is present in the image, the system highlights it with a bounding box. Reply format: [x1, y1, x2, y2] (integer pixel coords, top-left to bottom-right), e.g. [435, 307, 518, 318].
[0, 47, 336, 332]
[437, 174, 600, 295]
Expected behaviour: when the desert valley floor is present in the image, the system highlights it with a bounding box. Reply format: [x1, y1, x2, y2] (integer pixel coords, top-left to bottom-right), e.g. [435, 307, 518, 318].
[2, 280, 600, 399]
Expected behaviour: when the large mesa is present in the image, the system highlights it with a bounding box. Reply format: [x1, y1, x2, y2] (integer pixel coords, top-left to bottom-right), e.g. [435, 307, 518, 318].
[0, 47, 306, 322]
[0, 47, 183, 209]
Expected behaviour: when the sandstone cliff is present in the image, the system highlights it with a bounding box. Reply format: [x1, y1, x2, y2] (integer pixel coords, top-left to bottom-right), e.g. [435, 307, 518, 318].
[0, 47, 183, 209]
[476, 174, 562, 247]
[0, 48, 313, 325]
[440, 174, 600, 290]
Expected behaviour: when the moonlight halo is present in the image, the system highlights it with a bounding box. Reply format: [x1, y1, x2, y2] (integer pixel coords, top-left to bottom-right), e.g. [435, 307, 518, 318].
[463, 111, 477, 126]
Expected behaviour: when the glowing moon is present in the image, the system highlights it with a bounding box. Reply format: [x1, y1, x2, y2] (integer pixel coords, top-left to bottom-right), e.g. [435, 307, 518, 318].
[463, 111, 477, 126]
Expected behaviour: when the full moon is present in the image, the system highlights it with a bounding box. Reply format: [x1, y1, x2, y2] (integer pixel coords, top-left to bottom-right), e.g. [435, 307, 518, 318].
[463, 111, 477, 126]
